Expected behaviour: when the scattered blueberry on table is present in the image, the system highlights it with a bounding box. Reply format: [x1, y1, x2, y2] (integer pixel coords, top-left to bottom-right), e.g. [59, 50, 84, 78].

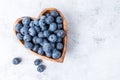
[34, 59, 46, 72]
[12, 57, 22, 65]
[37, 64, 46, 72]
[15, 10, 66, 59]
[34, 59, 42, 66]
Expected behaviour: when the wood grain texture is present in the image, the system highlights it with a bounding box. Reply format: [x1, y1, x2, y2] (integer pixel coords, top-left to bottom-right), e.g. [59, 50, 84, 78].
[14, 8, 68, 63]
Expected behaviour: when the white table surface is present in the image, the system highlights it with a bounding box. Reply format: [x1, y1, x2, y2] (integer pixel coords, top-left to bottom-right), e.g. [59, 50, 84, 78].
[0, 0, 120, 80]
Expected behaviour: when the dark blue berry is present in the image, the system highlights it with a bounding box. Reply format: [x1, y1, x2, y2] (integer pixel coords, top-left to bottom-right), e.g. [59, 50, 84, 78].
[36, 37, 43, 44]
[32, 36, 37, 44]
[32, 44, 39, 52]
[29, 21, 35, 27]
[13, 57, 21, 65]
[40, 16, 46, 20]
[43, 30, 50, 37]
[34, 26, 41, 33]
[34, 59, 42, 66]
[23, 34, 32, 41]
[49, 23, 57, 31]
[56, 16, 62, 23]
[48, 34, 57, 42]
[56, 30, 65, 38]
[50, 11, 59, 17]
[52, 49, 61, 59]
[16, 33, 23, 40]
[38, 47, 44, 55]
[39, 19, 46, 27]
[28, 27, 37, 36]
[43, 43, 52, 52]
[22, 17, 30, 25]
[34, 20, 39, 26]
[24, 41, 33, 49]
[57, 24, 63, 29]
[56, 43, 63, 50]
[45, 51, 52, 57]
[57, 38, 62, 42]
[38, 32, 44, 38]
[37, 65, 46, 72]
[20, 27, 29, 35]
[45, 16, 54, 24]
[15, 23, 23, 32]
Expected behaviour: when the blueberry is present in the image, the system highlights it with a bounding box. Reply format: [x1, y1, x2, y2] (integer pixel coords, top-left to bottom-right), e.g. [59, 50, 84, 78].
[15, 23, 23, 32]
[37, 65, 46, 72]
[57, 24, 63, 29]
[24, 41, 33, 49]
[50, 43, 55, 49]
[32, 36, 37, 44]
[39, 39, 48, 46]
[43, 43, 52, 52]
[22, 17, 30, 25]
[45, 13, 50, 17]
[29, 21, 35, 27]
[23, 34, 32, 41]
[12, 57, 21, 65]
[57, 38, 62, 42]
[24, 24, 30, 28]
[36, 37, 43, 44]
[38, 47, 44, 55]
[50, 11, 59, 17]
[38, 32, 44, 38]
[16, 33, 23, 40]
[43, 39, 49, 43]
[56, 16, 62, 23]
[56, 43, 63, 50]
[32, 44, 39, 52]
[56, 30, 65, 38]
[48, 34, 57, 42]
[49, 23, 57, 31]
[34, 20, 39, 26]
[40, 16, 46, 20]
[34, 59, 42, 66]
[41, 25, 47, 31]
[34, 26, 41, 33]
[52, 49, 61, 59]
[45, 51, 52, 57]
[39, 19, 46, 27]
[43, 30, 50, 37]
[28, 27, 37, 36]
[45, 16, 54, 24]
[20, 27, 29, 35]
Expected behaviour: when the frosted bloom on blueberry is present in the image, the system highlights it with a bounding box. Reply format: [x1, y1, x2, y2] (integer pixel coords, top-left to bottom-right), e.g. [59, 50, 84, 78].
[48, 34, 57, 42]
[24, 41, 33, 49]
[16, 33, 23, 40]
[20, 27, 29, 35]
[45, 16, 54, 24]
[28, 27, 37, 36]
[22, 17, 30, 25]
[52, 49, 61, 59]
[32, 44, 39, 52]
[23, 34, 32, 41]
[49, 23, 57, 31]
[56, 16, 63, 24]
[50, 11, 59, 17]
[15, 23, 23, 32]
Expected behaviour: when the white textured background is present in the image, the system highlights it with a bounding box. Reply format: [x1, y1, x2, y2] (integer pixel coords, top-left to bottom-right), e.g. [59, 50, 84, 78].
[0, 0, 120, 80]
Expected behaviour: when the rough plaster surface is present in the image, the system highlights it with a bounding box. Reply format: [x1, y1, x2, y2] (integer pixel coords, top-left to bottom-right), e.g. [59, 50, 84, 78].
[0, 0, 120, 80]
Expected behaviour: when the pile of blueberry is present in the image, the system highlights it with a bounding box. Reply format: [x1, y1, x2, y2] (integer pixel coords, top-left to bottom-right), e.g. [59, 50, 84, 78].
[15, 10, 65, 59]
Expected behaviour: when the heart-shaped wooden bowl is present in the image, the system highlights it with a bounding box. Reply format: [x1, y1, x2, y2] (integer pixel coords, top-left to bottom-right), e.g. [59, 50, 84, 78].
[14, 8, 68, 63]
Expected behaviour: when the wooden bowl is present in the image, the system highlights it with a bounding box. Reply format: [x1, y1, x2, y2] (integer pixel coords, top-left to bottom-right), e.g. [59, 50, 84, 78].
[14, 8, 68, 63]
